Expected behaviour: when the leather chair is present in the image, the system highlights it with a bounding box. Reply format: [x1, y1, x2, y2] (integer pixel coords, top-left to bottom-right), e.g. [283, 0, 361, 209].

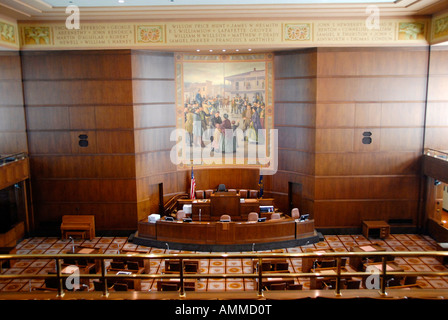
[239, 189, 248, 198]
[195, 190, 205, 199]
[176, 210, 186, 221]
[249, 190, 258, 198]
[270, 213, 281, 220]
[291, 208, 300, 219]
[204, 189, 214, 199]
[220, 214, 231, 222]
[248, 212, 259, 222]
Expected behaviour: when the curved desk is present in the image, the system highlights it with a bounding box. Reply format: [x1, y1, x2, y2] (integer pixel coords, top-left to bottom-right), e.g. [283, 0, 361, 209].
[134, 218, 319, 252]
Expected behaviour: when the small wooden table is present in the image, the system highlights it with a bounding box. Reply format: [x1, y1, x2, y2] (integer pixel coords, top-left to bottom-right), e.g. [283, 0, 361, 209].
[362, 220, 390, 239]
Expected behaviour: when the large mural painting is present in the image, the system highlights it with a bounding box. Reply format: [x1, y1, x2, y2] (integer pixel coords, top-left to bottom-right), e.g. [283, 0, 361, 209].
[173, 53, 276, 172]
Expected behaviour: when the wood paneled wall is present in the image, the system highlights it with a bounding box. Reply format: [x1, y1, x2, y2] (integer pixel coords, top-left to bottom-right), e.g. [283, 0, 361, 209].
[21, 50, 138, 232]
[0, 51, 27, 155]
[272, 47, 429, 231]
[19, 47, 440, 234]
[131, 51, 180, 221]
[271, 49, 317, 216]
[425, 46, 448, 152]
[314, 47, 428, 229]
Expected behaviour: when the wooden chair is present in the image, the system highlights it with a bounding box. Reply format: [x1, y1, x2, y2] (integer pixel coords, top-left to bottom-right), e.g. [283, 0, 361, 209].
[126, 261, 140, 271]
[319, 260, 336, 268]
[93, 280, 113, 291]
[113, 283, 128, 291]
[287, 283, 303, 290]
[404, 275, 418, 285]
[184, 262, 198, 273]
[269, 282, 286, 290]
[110, 261, 126, 270]
[204, 189, 214, 199]
[345, 279, 361, 289]
[161, 283, 179, 291]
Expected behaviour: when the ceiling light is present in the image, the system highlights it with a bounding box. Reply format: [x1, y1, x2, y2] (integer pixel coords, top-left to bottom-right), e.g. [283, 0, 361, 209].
[235, 49, 239, 52]
[248, 49, 252, 51]
[209, 49, 213, 52]
[222, 49, 226, 52]
[118, 0, 124, 3]
[196, 49, 200, 52]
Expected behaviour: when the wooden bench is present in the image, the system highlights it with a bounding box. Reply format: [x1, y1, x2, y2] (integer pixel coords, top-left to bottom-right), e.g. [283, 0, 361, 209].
[60, 215, 95, 240]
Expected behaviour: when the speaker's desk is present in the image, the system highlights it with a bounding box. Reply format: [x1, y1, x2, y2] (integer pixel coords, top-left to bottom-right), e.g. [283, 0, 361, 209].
[178, 197, 275, 221]
[136, 218, 318, 251]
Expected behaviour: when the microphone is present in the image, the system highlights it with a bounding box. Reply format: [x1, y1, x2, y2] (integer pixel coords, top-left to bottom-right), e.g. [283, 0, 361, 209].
[69, 236, 75, 253]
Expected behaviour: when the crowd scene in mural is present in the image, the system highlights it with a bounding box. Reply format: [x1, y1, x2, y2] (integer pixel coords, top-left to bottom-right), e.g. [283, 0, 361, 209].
[183, 92, 266, 153]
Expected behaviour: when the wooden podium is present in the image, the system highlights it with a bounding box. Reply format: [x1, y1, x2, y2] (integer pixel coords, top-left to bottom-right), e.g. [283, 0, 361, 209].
[210, 192, 240, 219]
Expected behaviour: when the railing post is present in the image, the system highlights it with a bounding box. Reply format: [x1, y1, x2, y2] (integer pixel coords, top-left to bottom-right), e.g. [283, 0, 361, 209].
[257, 257, 264, 297]
[379, 256, 387, 296]
[335, 257, 342, 296]
[179, 258, 186, 298]
[55, 257, 64, 297]
[101, 258, 109, 297]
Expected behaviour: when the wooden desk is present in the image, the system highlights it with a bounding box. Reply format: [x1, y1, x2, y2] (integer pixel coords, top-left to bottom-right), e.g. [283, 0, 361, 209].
[362, 220, 390, 239]
[302, 248, 335, 273]
[349, 243, 393, 271]
[362, 261, 405, 287]
[157, 279, 196, 291]
[64, 246, 103, 273]
[210, 193, 240, 219]
[257, 277, 295, 290]
[253, 259, 289, 273]
[138, 218, 316, 247]
[165, 259, 200, 273]
[117, 249, 151, 274]
[107, 269, 142, 290]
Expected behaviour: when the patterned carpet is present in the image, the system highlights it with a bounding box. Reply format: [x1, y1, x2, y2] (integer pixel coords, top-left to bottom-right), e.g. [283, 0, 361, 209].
[1, 233, 448, 293]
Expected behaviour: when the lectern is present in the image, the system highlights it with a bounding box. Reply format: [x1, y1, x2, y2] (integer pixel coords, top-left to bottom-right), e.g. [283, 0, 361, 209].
[210, 192, 240, 219]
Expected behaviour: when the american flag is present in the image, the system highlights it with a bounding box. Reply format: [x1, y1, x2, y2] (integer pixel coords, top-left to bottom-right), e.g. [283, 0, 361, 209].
[190, 167, 196, 200]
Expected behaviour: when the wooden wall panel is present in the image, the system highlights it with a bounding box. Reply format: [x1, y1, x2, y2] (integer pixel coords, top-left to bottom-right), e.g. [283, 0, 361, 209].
[0, 52, 27, 156]
[314, 47, 429, 229]
[22, 50, 137, 232]
[272, 50, 317, 216]
[131, 51, 178, 221]
[424, 46, 448, 152]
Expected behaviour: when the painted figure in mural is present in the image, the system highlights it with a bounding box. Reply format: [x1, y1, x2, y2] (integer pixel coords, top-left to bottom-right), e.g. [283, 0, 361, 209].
[185, 107, 194, 146]
[211, 123, 222, 153]
[221, 113, 233, 153]
[192, 108, 202, 147]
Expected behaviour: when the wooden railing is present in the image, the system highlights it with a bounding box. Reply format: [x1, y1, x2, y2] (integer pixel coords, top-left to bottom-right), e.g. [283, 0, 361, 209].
[163, 192, 189, 216]
[1, 250, 448, 299]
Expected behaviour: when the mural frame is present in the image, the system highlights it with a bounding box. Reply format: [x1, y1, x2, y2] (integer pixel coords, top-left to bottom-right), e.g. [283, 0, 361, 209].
[174, 53, 275, 170]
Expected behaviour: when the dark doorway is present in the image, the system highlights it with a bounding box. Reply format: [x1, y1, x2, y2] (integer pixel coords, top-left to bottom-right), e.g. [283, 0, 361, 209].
[288, 182, 302, 215]
[158, 183, 164, 216]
